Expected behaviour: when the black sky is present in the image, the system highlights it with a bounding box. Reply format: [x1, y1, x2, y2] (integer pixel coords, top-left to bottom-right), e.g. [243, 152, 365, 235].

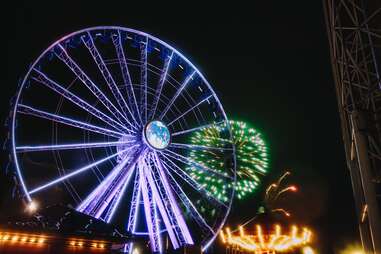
[3, 1, 359, 253]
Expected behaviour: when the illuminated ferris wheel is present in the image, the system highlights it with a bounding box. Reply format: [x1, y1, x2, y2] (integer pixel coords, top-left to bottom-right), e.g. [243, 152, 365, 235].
[11, 27, 236, 252]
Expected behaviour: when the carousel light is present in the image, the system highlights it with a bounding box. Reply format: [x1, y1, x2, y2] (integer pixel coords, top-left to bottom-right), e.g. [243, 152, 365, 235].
[239, 226, 245, 237]
[302, 246, 316, 254]
[220, 230, 226, 243]
[220, 224, 313, 253]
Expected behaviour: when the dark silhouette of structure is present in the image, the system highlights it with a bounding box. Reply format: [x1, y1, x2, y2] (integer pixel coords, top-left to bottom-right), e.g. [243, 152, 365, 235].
[323, 0, 381, 253]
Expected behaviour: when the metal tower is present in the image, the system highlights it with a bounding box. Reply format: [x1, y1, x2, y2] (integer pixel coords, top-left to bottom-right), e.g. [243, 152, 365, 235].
[323, 0, 381, 253]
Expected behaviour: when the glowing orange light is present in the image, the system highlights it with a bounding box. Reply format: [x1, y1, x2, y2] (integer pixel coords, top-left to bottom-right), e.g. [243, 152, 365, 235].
[77, 241, 83, 247]
[226, 227, 232, 239]
[302, 246, 315, 254]
[70, 241, 76, 246]
[220, 230, 226, 243]
[338, 243, 364, 254]
[361, 205, 368, 222]
[26, 200, 38, 214]
[220, 224, 313, 253]
[275, 224, 281, 236]
[239, 226, 245, 237]
[99, 243, 105, 248]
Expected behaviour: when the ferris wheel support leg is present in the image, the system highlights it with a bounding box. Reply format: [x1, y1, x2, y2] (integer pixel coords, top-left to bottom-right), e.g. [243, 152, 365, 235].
[93, 167, 134, 219]
[142, 160, 180, 249]
[77, 156, 131, 215]
[139, 163, 162, 253]
[152, 152, 194, 245]
[163, 163, 214, 235]
[77, 148, 143, 218]
[103, 167, 135, 222]
[125, 171, 142, 254]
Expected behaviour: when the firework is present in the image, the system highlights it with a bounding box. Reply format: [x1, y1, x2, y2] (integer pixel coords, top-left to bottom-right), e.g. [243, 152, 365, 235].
[187, 120, 269, 201]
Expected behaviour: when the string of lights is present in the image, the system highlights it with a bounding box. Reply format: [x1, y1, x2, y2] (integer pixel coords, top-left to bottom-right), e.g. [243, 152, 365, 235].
[0, 231, 107, 249]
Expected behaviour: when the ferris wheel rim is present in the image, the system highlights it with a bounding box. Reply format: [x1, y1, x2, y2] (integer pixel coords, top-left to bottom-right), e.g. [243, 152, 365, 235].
[10, 26, 237, 251]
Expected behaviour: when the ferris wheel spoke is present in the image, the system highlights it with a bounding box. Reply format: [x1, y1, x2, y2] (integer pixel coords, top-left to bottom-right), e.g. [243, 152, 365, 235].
[159, 70, 196, 120]
[149, 51, 174, 120]
[167, 95, 213, 126]
[81, 33, 139, 128]
[112, 31, 142, 125]
[169, 142, 232, 152]
[16, 140, 134, 153]
[17, 104, 124, 138]
[28, 148, 127, 195]
[159, 153, 227, 208]
[54, 44, 136, 132]
[159, 155, 215, 235]
[141, 158, 187, 249]
[163, 149, 233, 180]
[171, 120, 225, 137]
[78, 147, 143, 218]
[140, 37, 148, 123]
[32, 69, 131, 134]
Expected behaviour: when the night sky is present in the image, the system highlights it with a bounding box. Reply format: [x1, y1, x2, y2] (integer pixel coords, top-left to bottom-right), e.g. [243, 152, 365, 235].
[3, 2, 359, 253]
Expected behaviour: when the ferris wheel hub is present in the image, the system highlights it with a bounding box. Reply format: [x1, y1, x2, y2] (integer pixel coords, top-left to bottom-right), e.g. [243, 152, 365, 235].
[143, 120, 171, 150]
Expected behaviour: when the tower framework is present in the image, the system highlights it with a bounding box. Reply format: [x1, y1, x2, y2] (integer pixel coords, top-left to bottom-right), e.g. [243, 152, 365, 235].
[323, 0, 381, 253]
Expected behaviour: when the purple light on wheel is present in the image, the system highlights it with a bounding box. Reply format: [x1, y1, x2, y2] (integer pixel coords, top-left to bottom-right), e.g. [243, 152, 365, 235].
[10, 26, 236, 253]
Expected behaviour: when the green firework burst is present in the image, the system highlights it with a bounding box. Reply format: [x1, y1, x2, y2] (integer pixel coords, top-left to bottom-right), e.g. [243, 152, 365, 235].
[186, 120, 269, 201]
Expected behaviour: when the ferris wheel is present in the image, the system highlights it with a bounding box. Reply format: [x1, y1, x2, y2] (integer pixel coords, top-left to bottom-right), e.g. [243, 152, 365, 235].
[11, 27, 236, 252]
